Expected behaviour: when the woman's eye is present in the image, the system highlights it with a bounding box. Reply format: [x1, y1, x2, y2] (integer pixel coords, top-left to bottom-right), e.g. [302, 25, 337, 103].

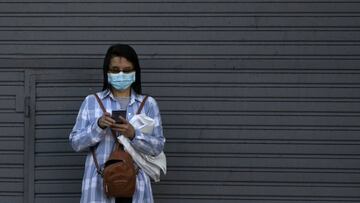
[108, 69, 134, 73]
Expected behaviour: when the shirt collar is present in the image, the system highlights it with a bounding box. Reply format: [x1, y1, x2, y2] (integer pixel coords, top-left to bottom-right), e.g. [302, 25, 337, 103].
[99, 88, 142, 105]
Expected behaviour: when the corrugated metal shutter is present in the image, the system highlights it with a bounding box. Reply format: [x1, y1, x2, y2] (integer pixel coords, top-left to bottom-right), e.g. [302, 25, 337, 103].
[34, 72, 99, 203]
[0, 70, 26, 203]
[0, 1, 360, 203]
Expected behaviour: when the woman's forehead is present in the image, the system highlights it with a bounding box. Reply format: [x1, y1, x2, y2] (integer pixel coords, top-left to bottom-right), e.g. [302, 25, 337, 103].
[110, 56, 133, 67]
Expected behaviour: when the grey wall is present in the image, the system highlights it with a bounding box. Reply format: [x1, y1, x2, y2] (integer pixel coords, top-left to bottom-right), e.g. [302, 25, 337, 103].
[0, 1, 360, 203]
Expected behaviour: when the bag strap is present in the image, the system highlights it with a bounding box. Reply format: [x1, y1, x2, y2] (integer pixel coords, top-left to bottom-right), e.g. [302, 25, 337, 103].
[94, 93, 106, 113]
[91, 93, 149, 176]
[91, 93, 119, 176]
[137, 95, 149, 114]
[90, 146, 104, 176]
[93, 94, 118, 141]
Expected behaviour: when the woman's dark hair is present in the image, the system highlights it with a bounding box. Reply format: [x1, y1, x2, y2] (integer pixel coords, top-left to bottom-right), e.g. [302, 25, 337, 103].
[102, 44, 142, 94]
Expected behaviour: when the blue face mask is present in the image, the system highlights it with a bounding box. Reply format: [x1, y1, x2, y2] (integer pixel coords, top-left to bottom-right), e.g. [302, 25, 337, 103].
[107, 71, 136, 91]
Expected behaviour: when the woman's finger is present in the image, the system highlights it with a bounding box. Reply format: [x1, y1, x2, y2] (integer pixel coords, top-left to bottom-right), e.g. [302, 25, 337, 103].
[119, 116, 128, 124]
[111, 127, 123, 132]
[100, 120, 113, 128]
[110, 123, 121, 128]
[111, 127, 126, 134]
[104, 116, 116, 124]
[110, 123, 129, 130]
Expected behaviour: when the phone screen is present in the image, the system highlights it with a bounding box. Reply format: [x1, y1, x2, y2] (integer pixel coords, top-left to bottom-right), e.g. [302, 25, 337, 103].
[111, 110, 127, 124]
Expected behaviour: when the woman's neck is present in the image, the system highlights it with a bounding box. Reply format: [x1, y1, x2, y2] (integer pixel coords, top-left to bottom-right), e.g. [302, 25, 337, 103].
[110, 87, 131, 97]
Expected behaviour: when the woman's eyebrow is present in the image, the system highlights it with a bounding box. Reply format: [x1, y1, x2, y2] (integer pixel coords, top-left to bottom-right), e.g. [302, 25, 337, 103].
[109, 65, 133, 69]
[109, 65, 119, 69]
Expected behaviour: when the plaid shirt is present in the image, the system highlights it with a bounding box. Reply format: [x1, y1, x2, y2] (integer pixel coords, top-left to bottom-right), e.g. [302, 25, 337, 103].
[69, 88, 165, 203]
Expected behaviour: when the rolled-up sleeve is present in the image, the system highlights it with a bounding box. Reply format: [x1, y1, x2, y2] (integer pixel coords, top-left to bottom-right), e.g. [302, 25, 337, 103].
[69, 95, 106, 152]
[130, 97, 165, 156]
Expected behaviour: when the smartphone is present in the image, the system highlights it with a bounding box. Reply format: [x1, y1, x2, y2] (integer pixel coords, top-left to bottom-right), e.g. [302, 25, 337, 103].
[111, 110, 127, 124]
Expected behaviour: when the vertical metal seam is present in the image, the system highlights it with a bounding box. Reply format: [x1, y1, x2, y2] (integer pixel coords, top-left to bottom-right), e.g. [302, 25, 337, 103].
[24, 70, 35, 203]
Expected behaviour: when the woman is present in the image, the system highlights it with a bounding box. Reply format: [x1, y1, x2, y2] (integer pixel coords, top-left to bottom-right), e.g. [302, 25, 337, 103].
[69, 44, 165, 203]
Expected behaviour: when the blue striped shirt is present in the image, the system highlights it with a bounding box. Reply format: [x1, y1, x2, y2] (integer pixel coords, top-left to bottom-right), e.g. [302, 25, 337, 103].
[69, 88, 165, 203]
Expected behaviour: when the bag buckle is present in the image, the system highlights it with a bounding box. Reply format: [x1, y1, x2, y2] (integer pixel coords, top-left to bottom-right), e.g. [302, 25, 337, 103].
[97, 169, 104, 177]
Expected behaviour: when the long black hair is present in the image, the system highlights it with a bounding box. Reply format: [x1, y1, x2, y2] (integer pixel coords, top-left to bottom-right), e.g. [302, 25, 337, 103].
[102, 44, 142, 94]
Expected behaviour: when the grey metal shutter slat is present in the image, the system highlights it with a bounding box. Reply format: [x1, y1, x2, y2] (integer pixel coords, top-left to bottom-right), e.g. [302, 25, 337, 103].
[0, 1, 359, 203]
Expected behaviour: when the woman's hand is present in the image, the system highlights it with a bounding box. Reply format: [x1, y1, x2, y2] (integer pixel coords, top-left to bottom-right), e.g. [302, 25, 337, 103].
[98, 112, 116, 129]
[110, 116, 135, 140]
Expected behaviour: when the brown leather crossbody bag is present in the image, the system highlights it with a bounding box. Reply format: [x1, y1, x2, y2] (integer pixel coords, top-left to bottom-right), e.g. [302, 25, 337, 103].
[91, 93, 149, 198]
